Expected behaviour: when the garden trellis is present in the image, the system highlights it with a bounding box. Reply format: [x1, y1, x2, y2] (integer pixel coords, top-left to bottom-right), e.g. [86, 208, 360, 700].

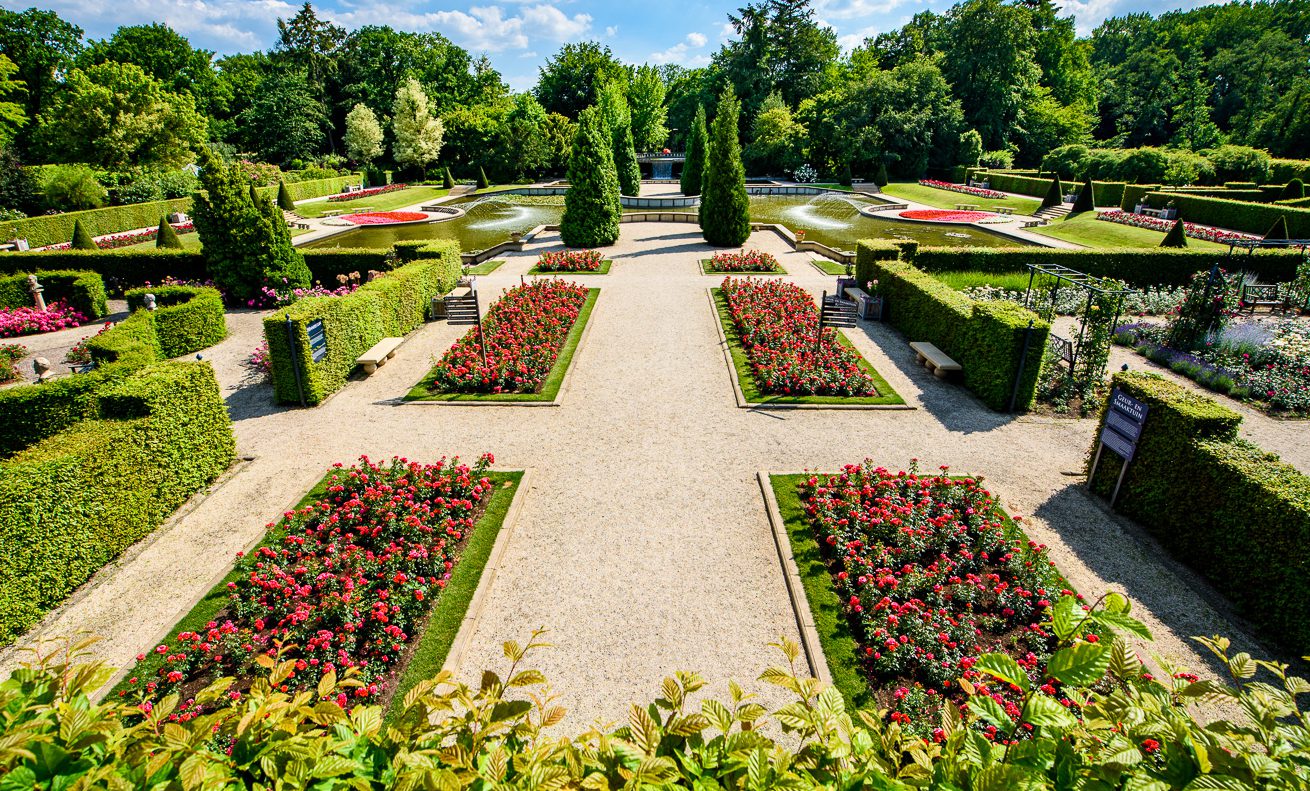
[1023, 263, 1134, 390]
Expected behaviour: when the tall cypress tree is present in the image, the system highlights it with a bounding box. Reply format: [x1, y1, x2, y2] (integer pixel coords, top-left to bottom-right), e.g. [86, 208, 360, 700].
[681, 105, 708, 197]
[560, 106, 621, 248]
[192, 146, 310, 302]
[699, 88, 750, 247]
[156, 217, 183, 249]
[1071, 176, 1095, 213]
[614, 122, 641, 196]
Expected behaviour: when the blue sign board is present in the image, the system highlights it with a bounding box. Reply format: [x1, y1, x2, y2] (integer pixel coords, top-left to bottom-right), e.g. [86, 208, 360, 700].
[307, 319, 327, 363]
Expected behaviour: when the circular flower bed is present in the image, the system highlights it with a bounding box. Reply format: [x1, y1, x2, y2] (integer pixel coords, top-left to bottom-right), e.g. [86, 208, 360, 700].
[898, 209, 994, 223]
[342, 211, 429, 225]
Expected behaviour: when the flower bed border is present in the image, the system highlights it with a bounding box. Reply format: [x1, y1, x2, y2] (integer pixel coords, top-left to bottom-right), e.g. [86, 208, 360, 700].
[404, 288, 600, 404]
[700, 259, 784, 275]
[709, 288, 908, 409]
[112, 467, 527, 723]
[526, 260, 613, 276]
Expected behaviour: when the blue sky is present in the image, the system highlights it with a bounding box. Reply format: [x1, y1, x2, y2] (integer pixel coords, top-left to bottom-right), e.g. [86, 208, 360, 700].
[7, 0, 1212, 91]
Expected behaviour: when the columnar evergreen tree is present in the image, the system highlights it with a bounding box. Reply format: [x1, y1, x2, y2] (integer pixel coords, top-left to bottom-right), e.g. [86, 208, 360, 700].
[614, 121, 641, 196]
[560, 105, 621, 248]
[477, 166, 489, 189]
[1041, 175, 1063, 209]
[681, 105, 708, 196]
[155, 217, 182, 248]
[277, 181, 295, 211]
[191, 146, 310, 302]
[1264, 215, 1290, 240]
[70, 219, 97, 250]
[874, 161, 889, 187]
[1071, 176, 1095, 213]
[1160, 218, 1188, 247]
[699, 88, 750, 247]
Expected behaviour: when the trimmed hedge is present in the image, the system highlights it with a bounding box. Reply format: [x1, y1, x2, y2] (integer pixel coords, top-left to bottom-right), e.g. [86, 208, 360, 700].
[977, 172, 1051, 198]
[907, 246, 1302, 287]
[0, 361, 234, 646]
[125, 286, 228, 359]
[0, 372, 118, 458]
[1279, 196, 1310, 208]
[856, 242, 1049, 410]
[263, 241, 462, 405]
[1271, 158, 1310, 184]
[0, 270, 107, 318]
[1118, 184, 1160, 211]
[256, 174, 363, 204]
[1146, 191, 1310, 237]
[301, 248, 397, 282]
[1088, 372, 1310, 655]
[0, 250, 208, 291]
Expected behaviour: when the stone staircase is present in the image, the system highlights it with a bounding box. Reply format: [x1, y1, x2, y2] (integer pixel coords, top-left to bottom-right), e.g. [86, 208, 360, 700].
[444, 287, 480, 325]
[1033, 203, 1072, 222]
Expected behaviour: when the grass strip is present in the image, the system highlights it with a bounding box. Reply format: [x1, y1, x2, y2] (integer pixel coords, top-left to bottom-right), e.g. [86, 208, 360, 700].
[526, 259, 612, 276]
[297, 186, 452, 218]
[700, 259, 783, 275]
[1029, 212, 1227, 251]
[406, 288, 599, 402]
[712, 288, 904, 406]
[463, 260, 506, 276]
[809, 258, 849, 276]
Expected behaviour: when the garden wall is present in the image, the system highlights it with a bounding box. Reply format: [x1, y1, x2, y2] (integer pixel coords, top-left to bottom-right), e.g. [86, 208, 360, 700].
[855, 241, 1049, 410]
[1145, 191, 1310, 237]
[1088, 372, 1310, 655]
[907, 247, 1302, 287]
[0, 360, 234, 646]
[263, 241, 462, 405]
[0, 270, 107, 318]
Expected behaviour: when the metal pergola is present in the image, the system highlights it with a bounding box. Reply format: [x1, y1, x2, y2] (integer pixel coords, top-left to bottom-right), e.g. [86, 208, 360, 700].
[1023, 263, 1135, 380]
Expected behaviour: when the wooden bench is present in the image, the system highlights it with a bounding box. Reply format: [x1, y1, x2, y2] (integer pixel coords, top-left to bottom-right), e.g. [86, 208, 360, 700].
[844, 287, 869, 302]
[909, 341, 962, 379]
[356, 337, 403, 375]
[1240, 283, 1288, 314]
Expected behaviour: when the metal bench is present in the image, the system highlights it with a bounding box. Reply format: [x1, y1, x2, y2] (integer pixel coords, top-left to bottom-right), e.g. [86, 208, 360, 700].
[356, 337, 403, 375]
[1240, 283, 1289, 314]
[1022, 219, 1047, 228]
[909, 341, 962, 379]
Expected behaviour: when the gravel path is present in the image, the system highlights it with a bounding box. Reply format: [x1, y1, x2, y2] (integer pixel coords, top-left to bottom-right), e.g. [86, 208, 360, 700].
[0, 225, 1287, 728]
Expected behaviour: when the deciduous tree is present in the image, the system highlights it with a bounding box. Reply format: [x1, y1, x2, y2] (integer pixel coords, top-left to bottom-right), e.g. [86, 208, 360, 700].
[391, 77, 443, 178]
[343, 103, 383, 166]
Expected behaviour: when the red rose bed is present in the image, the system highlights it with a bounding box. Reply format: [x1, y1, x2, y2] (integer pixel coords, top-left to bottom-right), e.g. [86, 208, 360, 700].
[898, 209, 994, 223]
[342, 211, 429, 225]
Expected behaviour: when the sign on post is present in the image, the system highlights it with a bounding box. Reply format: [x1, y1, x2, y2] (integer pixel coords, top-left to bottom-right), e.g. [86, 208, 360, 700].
[307, 319, 327, 363]
[1089, 387, 1150, 506]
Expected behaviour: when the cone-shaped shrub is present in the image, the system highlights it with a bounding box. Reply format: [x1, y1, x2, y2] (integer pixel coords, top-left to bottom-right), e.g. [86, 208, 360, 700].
[1280, 178, 1304, 201]
[443, 167, 454, 189]
[1072, 176, 1095, 213]
[699, 88, 751, 247]
[614, 122, 641, 197]
[1160, 218, 1188, 247]
[156, 217, 183, 249]
[874, 161, 889, 187]
[1041, 176, 1063, 209]
[681, 105, 708, 197]
[560, 106, 621, 248]
[277, 181, 295, 211]
[477, 166, 490, 189]
[192, 146, 310, 302]
[70, 219, 98, 250]
[1264, 215, 1290, 240]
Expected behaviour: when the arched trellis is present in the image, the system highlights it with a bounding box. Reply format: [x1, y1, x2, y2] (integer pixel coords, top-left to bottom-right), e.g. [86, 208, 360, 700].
[1023, 263, 1134, 390]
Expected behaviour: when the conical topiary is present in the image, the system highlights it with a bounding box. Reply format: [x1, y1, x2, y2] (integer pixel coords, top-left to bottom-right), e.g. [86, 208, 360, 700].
[249, 184, 263, 207]
[1160, 218, 1188, 247]
[1280, 178, 1304, 201]
[156, 217, 183, 249]
[1072, 176, 1095, 213]
[874, 161, 889, 187]
[1041, 176, 1063, 209]
[277, 181, 295, 211]
[560, 105, 621, 248]
[614, 122, 641, 196]
[443, 167, 454, 189]
[477, 166, 490, 189]
[71, 219, 97, 250]
[699, 87, 751, 247]
[1264, 215, 1290, 240]
[838, 163, 853, 187]
[681, 104, 708, 197]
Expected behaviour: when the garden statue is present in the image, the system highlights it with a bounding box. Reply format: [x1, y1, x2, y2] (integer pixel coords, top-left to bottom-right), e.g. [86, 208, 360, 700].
[27, 275, 45, 312]
[33, 356, 55, 382]
[143, 293, 157, 311]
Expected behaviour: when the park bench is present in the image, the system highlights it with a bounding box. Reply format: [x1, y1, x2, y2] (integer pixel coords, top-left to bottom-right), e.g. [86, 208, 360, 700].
[356, 337, 403, 375]
[1022, 219, 1047, 228]
[322, 209, 344, 217]
[954, 203, 980, 210]
[996, 207, 1015, 215]
[909, 341, 962, 379]
[1240, 283, 1290, 314]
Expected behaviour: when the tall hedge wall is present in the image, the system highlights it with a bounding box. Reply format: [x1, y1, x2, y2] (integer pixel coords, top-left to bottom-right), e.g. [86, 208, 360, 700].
[1271, 159, 1310, 184]
[0, 361, 234, 646]
[125, 285, 228, 359]
[0, 250, 208, 290]
[263, 241, 462, 405]
[856, 242, 1049, 410]
[1146, 191, 1310, 237]
[1088, 372, 1310, 655]
[907, 246, 1301, 287]
[1118, 184, 1161, 211]
[977, 172, 1052, 198]
[0, 270, 107, 318]
[1091, 181, 1127, 208]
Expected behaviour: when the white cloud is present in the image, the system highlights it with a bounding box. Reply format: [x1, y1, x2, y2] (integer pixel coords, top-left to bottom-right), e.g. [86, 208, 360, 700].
[813, 0, 906, 21]
[324, 3, 592, 53]
[649, 31, 710, 66]
[31, 0, 297, 49]
[605, 25, 618, 37]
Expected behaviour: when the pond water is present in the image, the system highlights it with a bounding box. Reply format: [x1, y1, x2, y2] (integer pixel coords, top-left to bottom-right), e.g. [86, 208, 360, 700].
[301, 193, 1024, 251]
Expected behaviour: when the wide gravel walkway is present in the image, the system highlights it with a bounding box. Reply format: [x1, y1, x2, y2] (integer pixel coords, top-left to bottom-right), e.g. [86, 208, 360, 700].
[0, 224, 1283, 727]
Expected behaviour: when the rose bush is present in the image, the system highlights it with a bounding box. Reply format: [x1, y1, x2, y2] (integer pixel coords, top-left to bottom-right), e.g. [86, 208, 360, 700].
[706, 249, 782, 273]
[121, 454, 494, 717]
[918, 179, 1007, 199]
[1095, 209, 1260, 244]
[535, 249, 605, 272]
[799, 461, 1070, 734]
[431, 279, 589, 394]
[0, 343, 25, 381]
[44, 222, 196, 251]
[0, 301, 86, 338]
[721, 277, 878, 396]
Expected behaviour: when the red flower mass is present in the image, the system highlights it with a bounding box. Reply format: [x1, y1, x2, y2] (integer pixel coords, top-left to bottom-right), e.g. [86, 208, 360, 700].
[899, 209, 994, 223]
[342, 211, 428, 225]
[706, 249, 783, 273]
[535, 249, 604, 272]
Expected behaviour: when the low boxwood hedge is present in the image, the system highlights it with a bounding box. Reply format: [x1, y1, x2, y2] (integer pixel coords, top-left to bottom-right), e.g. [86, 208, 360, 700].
[264, 241, 462, 405]
[1146, 191, 1310, 237]
[125, 285, 227, 359]
[0, 361, 234, 647]
[1088, 372, 1310, 655]
[856, 241, 1049, 410]
[0, 270, 107, 318]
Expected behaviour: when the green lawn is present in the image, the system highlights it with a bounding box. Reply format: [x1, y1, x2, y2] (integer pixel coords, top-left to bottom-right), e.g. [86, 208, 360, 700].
[713, 289, 904, 406]
[296, 185, 452, 218]
[464, 259, 506, 275]
[1030, 212, 1228, 251]
[406, 288, 599, 402]
[881, 182, 1042, 215]
[933, 270, 1036, 291]
[809, 258, 850, 276]
[112, 468, 524, 720]
[119, 233, 204, 252]
[527, 259, 612, 275]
